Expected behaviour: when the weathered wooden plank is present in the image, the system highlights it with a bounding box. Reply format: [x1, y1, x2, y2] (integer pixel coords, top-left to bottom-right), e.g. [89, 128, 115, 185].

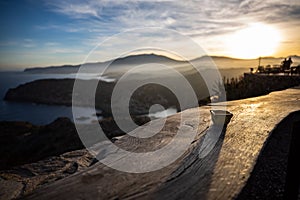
[24, 86, 300, 200]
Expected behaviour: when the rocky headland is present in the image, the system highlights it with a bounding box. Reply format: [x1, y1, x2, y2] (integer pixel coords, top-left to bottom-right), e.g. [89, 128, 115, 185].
[4, 79, 181, 115]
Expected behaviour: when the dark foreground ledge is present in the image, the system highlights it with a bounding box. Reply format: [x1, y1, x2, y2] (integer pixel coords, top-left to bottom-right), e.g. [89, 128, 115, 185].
[4, 86, 300, 200]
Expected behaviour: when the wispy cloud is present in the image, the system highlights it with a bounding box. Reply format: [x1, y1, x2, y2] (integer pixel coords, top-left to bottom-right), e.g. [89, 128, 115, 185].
[50, 48, 83, 54]
[2, 0, 299, 69]
[35, 24, 85, 33]
[44, 0, 300, 37]
[0, 41, 17, 47]
[45, 1, 99, 19]
[37, 0, 299, 60]
[44, 42, 60, 46]
[22, 39, 36, 48]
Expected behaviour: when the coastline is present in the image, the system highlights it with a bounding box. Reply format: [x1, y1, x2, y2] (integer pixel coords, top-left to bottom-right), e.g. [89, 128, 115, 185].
[0, 88, 299, 199]
[1, 73, 300, 199]
[2, 86, 298, 200]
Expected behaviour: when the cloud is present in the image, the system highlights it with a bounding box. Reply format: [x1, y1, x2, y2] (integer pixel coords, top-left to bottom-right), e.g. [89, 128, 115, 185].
[1, 0, 299, 69]
[42, 1, 298, 56]
[22, 39, 36, 48]
[0, 41, 17, 46]
[35, 24, 85, 33]
[45, 1, 99, 19]
[44, 42, 60, 46]
[44, 0, 300, 37]
[37, 0, 300, 59]
[50, 48, 83, 54]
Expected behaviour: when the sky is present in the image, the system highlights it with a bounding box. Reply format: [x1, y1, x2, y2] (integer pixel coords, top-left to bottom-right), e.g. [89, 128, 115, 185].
[0, 0, 300, 70]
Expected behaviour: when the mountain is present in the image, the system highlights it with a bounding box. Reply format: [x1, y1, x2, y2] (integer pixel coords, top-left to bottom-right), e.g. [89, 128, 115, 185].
[108, 53, 184, 65]
[24, 54, 184, 74]
[24, 54, 300, 74]
[24, 64, 81, 73]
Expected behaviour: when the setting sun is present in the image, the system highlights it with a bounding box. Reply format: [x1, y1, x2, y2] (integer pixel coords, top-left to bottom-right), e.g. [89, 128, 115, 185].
[226, 23, 281, 59]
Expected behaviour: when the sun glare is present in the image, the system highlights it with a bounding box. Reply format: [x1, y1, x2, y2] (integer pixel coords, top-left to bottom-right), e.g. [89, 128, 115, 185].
[226, 23, 281, 59]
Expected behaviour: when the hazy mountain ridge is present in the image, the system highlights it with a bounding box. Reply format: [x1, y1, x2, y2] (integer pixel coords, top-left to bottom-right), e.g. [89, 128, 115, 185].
[24, 54, 300, 74]
[24, 54, 183, 74]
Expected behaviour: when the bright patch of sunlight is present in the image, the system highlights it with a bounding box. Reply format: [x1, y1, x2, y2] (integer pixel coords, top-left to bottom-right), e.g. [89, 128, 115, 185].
[226, 23, 281, 59]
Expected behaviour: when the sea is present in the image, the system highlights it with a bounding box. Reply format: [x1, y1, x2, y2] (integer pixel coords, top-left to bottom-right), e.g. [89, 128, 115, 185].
[0, 68, 248, 125]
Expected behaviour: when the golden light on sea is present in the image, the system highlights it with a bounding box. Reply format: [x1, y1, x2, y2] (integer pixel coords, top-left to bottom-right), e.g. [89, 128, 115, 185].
[225, 23, 282, 59]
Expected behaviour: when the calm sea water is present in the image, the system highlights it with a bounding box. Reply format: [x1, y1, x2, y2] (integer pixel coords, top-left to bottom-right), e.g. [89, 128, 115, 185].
[0, 68, 247, 125]
[0, 72, 109, 125]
